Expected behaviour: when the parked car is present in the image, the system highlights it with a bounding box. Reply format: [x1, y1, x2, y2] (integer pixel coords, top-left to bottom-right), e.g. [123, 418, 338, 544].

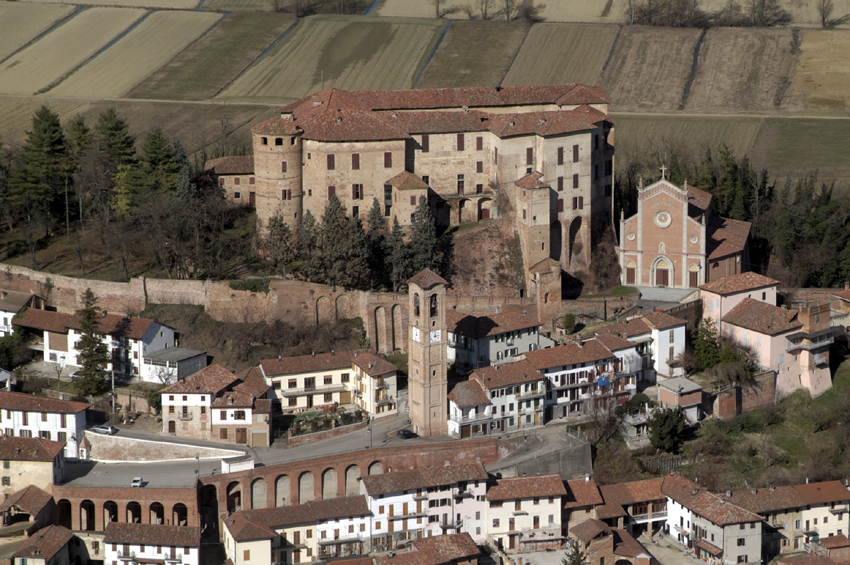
[131, 477, 143, 488]
[91, 425, 118, 435]
[397, 429, 417, 439]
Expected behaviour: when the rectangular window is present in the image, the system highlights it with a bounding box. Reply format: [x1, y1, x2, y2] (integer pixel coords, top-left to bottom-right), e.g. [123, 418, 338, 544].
[594, 164, 599, 180]
[474, 136, 483, 151]
[342, 373, 349, 383]
[327, 154, 335, 170]
[526, 147, 533, 166]
[249, 177, 255, 185]
[573, 174, 579, 189]
[352, 153, 360, 170]
[422, 176, 429, 186]
[220, 429, 228, 439]
[493, 519, 500, 528]
[60, 414, 67, 428]
[557, 199, 564, 213]
[421, 134, 429, 153]
[324, 375, 333, 385]
[282, 189, 291, 200]
[281, 161, 288, 173]
[1, 476, 9, 486]
[288, 379, 297, 389]
[384, 152, 393, 168]
[457, 175, 465, 194]
[219, 177, 225, 187]
[573, 144, 579, 163]
[558, 147, 564, 165]
[476, 161, 483, 174]
[494, 147, 498, 164]
[557, 177, 564, 192]
[737, 539, 745, 546]
[234, 177, 240, 186]
[221, 411, 227, 421]
[328, 186, 335, 199]
[324, 393, 333, 402]
[352, 184, 363, 200]
[457, 134, 465, 151]
[41, 413, 47, 422]
[244, 550, 250, 560]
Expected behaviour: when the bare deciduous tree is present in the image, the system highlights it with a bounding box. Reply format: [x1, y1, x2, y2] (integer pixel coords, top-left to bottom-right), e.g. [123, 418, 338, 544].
[477, 0, 495, 19]
[431, 0, 445, 17]
[816, 0, 850, 27]
[502, 0, 518, 19]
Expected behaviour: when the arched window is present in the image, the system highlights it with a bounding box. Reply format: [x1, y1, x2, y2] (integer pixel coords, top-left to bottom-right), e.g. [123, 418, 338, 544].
[430, 294, 438, 318]
[413, 294, 420, 317]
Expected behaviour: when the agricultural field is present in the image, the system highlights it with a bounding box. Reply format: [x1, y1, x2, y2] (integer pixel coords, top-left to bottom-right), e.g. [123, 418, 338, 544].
[415, 21, 529, 88]
[790, 30, 850, 115]
[216, 15, 445, 104]
[22, 0, 200, 8]
[537, 0, 629, 23]
[374, 0, 473, 19]
[502, 23, 618, 87]
[751, 117, 850, 180]
[599, 26, 702, 112]
[0, 7, 145, 96]
[0, 97, 92, 146]
[685, 28, 804, 114]
[128, 12, 295, 101]
[201, 0, 275, 9]
[0, 2, 76, 63]
[48, 10, 222, 98]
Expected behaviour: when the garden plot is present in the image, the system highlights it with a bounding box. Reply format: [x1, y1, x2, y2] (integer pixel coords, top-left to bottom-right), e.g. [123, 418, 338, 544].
[0, 7, 146, 96]
[48, 10, 222, 98]
[0, 2, 76, 63]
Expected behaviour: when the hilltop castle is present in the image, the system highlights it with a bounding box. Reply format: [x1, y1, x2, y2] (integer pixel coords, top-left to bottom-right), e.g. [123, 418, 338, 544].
[206, 84, 615, 271]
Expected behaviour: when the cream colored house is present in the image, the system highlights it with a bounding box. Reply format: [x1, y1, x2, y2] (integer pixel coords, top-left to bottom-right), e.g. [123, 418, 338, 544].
[261, 351, 358, 412]
[12, 525, 73, 565]
[485, 475, 566, 553]
[351, 352, 398, 417]
[0, 436, 65, 496]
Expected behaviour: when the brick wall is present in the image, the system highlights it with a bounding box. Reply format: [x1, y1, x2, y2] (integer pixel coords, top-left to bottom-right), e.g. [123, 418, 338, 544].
[287, 420, 368, 448]
[714, 389, 739, 419]
[741, 370, 776, 413]
[85, 431, 242, 462]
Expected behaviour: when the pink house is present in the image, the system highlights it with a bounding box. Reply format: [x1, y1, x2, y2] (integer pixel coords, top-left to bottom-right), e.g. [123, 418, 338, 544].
[700, 272, 779, 328]
[721, 299, 832, 398]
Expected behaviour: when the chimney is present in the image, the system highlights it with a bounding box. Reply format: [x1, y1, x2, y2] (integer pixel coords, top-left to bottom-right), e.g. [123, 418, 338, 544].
[726, 491, 731, 498]
[585, 474, 590, 483]
[770, 485, 776, 491]
[806, 477, 810, 484]
[845, 282, 849, 291]
[312, 352, 315, 357]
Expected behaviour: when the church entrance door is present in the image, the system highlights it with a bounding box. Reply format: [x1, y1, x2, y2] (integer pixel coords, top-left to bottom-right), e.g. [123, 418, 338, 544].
[655, 268, 669, 286]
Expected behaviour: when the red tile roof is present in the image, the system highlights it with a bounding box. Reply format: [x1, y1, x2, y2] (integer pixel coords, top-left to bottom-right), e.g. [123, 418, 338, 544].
[0, 485, 53, 515]
[522, 340, 616, 371]
[234, 367, 271, 399]
[599, 478, 665, 506]
[722, 298, 801, 336]
[0, 436, 65, 462]
[595, 318, 651, 339]
[447, 379, 489, 408]
[104, 523, 201, 547]
[822, 534, 850, 549]
[486, 474, 566, 501]
[0, 290, 37, 314]
[375, 533, 480, 565]
[613, 528, 651, 558]
[14, 525, 73, 560]
[727, 486, 805, 514]
[595, 502, 627, 519]
[352, 351, 398, 377]
[687, 185, 713, 214]
[487, 106, 607, 138]
[700, 272, 780, 295]
[470, 359, 546, 390]
[204, 155, 254, 175]
[564, 477, 604, 509]
[300, 109, 410, 142]
[222, 512, 277, 541]
[642, 312, 687, 331]
[446, 309, 541, 339]
[707, 216, 751, 260]
[361, 463, 488, 496]
[260, 350, 358, 377]
[0, 391, 89, 414]
[160, 364, 239, 395]
[224, 496, 371, 541]
[386, 170, 429, 191]
[569, 519, 611, 544]
[515, 171, 549, 190]
[777, 555, 837, 565]
[593, 334, 638, 352]
[793, 481, 850, 505]
[695, 540, 723, 557]
[14, 308, 156, 340]
[661, 474, 762, 526]
[251, 115, 304, 136]
[409, 269, 448, 290]
[211, 390, 255, 409]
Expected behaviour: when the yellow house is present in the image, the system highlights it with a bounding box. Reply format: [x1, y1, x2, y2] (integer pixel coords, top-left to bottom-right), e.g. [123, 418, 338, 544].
[0, 436, 65, 497]
[260, 352, 358, 412]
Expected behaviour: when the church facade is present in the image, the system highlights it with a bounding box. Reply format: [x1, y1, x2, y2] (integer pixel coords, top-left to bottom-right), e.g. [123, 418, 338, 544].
[617, 177, 751, 290]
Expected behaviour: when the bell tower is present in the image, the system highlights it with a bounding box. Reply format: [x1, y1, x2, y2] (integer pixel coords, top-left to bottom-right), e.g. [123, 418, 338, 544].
[407, 269, 448, 437]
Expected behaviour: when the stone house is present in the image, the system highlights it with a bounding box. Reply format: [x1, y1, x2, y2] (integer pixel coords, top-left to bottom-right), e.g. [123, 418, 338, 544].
[204, 155, 255, 205]
[617, 178, 751, 289]
[208, 84, 615, 271]
[0, 289, 43, 338]
[12, 524, 74, 565]
[15, 308, 175, 382]
[700, 272, 780, 329]
[350, 351, 398, 418]
[568, 520, 652, 565]
[374, 533, 481, 565]
[0, 484, 55, 533]
[485, 474, 566, 553]
[446, 309, 555, 372]
[0, 436, 66, 496]
[0, 391, 88, 460]
[103, 522, 201, 565]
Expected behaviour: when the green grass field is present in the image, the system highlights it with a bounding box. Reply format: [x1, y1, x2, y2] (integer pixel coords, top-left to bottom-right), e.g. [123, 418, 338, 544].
[752, 117, 850, 180]
[502, 23, 619, 87]
[201, 0, 275, 10]
[127, 12, 296, 101]
[415, 21, 529, 88]
[216, 15, 445, 104]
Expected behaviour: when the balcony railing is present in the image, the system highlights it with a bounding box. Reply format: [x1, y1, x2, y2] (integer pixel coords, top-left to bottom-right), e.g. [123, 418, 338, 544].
[450, 412, 491, 424]
[830, 505, 849, 514]
[787, 335, 833, 352]
[517, 388, 546, 399]
[177, 412, 193, 421]
[164, 553, 182, 563]
[632, 511, 667, 521]
[281, 384, 348, 397]
[118, 552, 135, 561]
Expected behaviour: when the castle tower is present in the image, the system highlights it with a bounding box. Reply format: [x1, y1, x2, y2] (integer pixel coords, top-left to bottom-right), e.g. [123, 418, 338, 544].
[407, 269, 449, 437]
[251, 118, 304, 234]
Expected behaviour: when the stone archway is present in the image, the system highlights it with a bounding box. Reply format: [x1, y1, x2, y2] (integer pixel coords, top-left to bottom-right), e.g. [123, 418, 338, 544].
[652, 256, 673, 287]
[298, 471, 314, 503]
[251, 478, 267, 509]
[226, 481, 242, 512]
[568, 217, 584, 267]
[149, 502, 164, 525]
[172, 503, 188, 526]
[316, 296, 333, 324]
[275, 475, 289, 507]
[550, 221, 562, 262]
[368, 461, 383, 475]
[336, 295, 350, 319]
[391, 304, 403, 351]
[345, 465, 361, 496]
[477, 197, 492, 221]
[103, 501, 118, 526]
[321, 468, 337, 499]
[126, 501, 141, 524]
[80, 500, 95, 531]
[375, 307, 388, 354]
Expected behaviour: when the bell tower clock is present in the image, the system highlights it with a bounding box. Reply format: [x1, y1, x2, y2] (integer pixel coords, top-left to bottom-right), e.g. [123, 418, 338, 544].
[407, 269, 448, 437]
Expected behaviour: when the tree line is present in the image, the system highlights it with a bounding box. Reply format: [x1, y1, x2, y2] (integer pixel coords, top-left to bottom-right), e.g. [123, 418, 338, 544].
[615, 143, 850, 289]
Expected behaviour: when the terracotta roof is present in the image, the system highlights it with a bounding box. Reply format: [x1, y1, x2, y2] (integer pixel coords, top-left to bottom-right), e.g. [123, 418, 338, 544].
[642, 312, 687, 331]
[777, 555, 837, 565]
[661, 474, 762, 526]
[0, 391, 89, 414]
[14, 308, 157, 340]
[569, 519, 611, 544]
[104, 523, 201, 547]
[225, 496, 370, 540]
[593, 334, 638, 352]
[727, 486, 805, 514]
[595, 502, 628, 519]
[793, 481, 850, 505]
[515, 171, 549, 190]
[389, 110, 491, 135]
[332, 558, 374, 565]
[595, 318, 651, 339]
[204, 155, 254, 175]
[695, 540, 723, 557]
[487, 107, 606, 138]
[251, 115, 303, 136]
[822, 534, 850, 549]
[564, 477, 604, 509]
[253, 399, 272, 414]
[722, 298, 801, 336]
[160, 364, 239, 396]
[0, 436, 65, 461]
[447, 379, 489, 408]
[529, 258, 560, 273]
[613, 528, 650, 558]
[699, 272, 780, 295]
[260, 350, 358, 377]
[233, 367, 270, 399]
[834, 289, 850, 302]
[707, 216, 751, 260]
[599, 478, 665, 506]
[212, 390, 254, 409]
[300, 109, 410, 142]
[386, 170, 429, 191]
[0, 485, 53, 515]
[446, 310, 541, 339]
[409, 269, 447, 290]
[362, 464, 488, 496]
[470, 359, 546, 390]
[0, 290, 36, 313]
[687, 185, 713, 214]
[352, 351, 398, 377]
[522, 340, 615, 371]
[375, 533, 480, 565]
[486, 475, 566, 501]
[14, 525, 73, 560]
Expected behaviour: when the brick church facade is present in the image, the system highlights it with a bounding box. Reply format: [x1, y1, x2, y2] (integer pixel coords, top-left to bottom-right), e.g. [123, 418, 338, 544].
[617, 177, 751, 290]
[206, 84, 615, 270]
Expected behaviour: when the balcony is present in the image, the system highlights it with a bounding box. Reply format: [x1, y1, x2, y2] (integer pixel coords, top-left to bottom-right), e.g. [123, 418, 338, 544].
[164, 553, 182, 563]
[281, 384, 348, 398]
[118, 552, 135, 561]
[830, 505, 849, 514]
[787, 334, 833, 352]
[454, 490, 474, 500]
[318, 535, 364, 545]
[517, 387, 546, 400]
[450, 412, 491, 424]
[632, 511, 667, 522]
[376, 396, 395, 407]
[177, 412, 193, 421]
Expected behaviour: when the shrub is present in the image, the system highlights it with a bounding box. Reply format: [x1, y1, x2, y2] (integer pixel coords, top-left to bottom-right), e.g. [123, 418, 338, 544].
[562, 313, 576, 334]
[229, 278, 270, 294]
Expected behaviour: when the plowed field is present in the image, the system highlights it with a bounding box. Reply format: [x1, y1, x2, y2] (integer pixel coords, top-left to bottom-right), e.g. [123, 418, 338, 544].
[791, 30, 850, 115]
[0, 2, 76, 63]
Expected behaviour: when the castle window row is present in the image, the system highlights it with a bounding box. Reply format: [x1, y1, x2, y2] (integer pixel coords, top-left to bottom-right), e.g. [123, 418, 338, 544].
[324, 152, 392, 171]
[260, 136, 295, 146]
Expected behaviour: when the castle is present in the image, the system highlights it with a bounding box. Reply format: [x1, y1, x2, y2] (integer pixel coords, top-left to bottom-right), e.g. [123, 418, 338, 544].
[206, 84, 615, 271]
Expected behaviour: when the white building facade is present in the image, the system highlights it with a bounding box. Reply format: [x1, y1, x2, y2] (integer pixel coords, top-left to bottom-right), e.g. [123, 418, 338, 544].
[0, 392, 88, 459]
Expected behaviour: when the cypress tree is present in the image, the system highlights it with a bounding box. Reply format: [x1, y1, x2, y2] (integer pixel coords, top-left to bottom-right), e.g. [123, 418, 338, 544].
[385, 217, 412, 291]
[267, 214, 297, 276]
[320, 195, 351, 288]
[299, 210, 320, 282]
[408, 195, 442, 274]
[344, 216, 369, 288]
[73, 288, 110, 396]
[366, 197, 388, 285]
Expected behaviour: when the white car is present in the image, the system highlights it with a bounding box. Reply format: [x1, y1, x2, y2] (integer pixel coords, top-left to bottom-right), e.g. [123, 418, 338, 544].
[131, 477, 143, 488]
[91, 425, 117, 435]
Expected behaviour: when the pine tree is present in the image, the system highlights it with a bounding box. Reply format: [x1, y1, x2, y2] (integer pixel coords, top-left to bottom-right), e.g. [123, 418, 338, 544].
[343, 216, 369, 287]
[111, 164, 146, 218]
[320, 195, 351, 288]
[561, 543, 588, 565]
[385, 217, 412, 291]
[65, 115, 93, 173]
[647, 407, 686, 453]
[267, 214, 297, 276]
[73, 288, 110, 396]
[141, 129, 178, 193]
[94, 108, 136, 173]
[408, 195, 442, 274]
[692, 318, 721, 371]
[366, 197, 388, 286]
[299, 210, 320, 281]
